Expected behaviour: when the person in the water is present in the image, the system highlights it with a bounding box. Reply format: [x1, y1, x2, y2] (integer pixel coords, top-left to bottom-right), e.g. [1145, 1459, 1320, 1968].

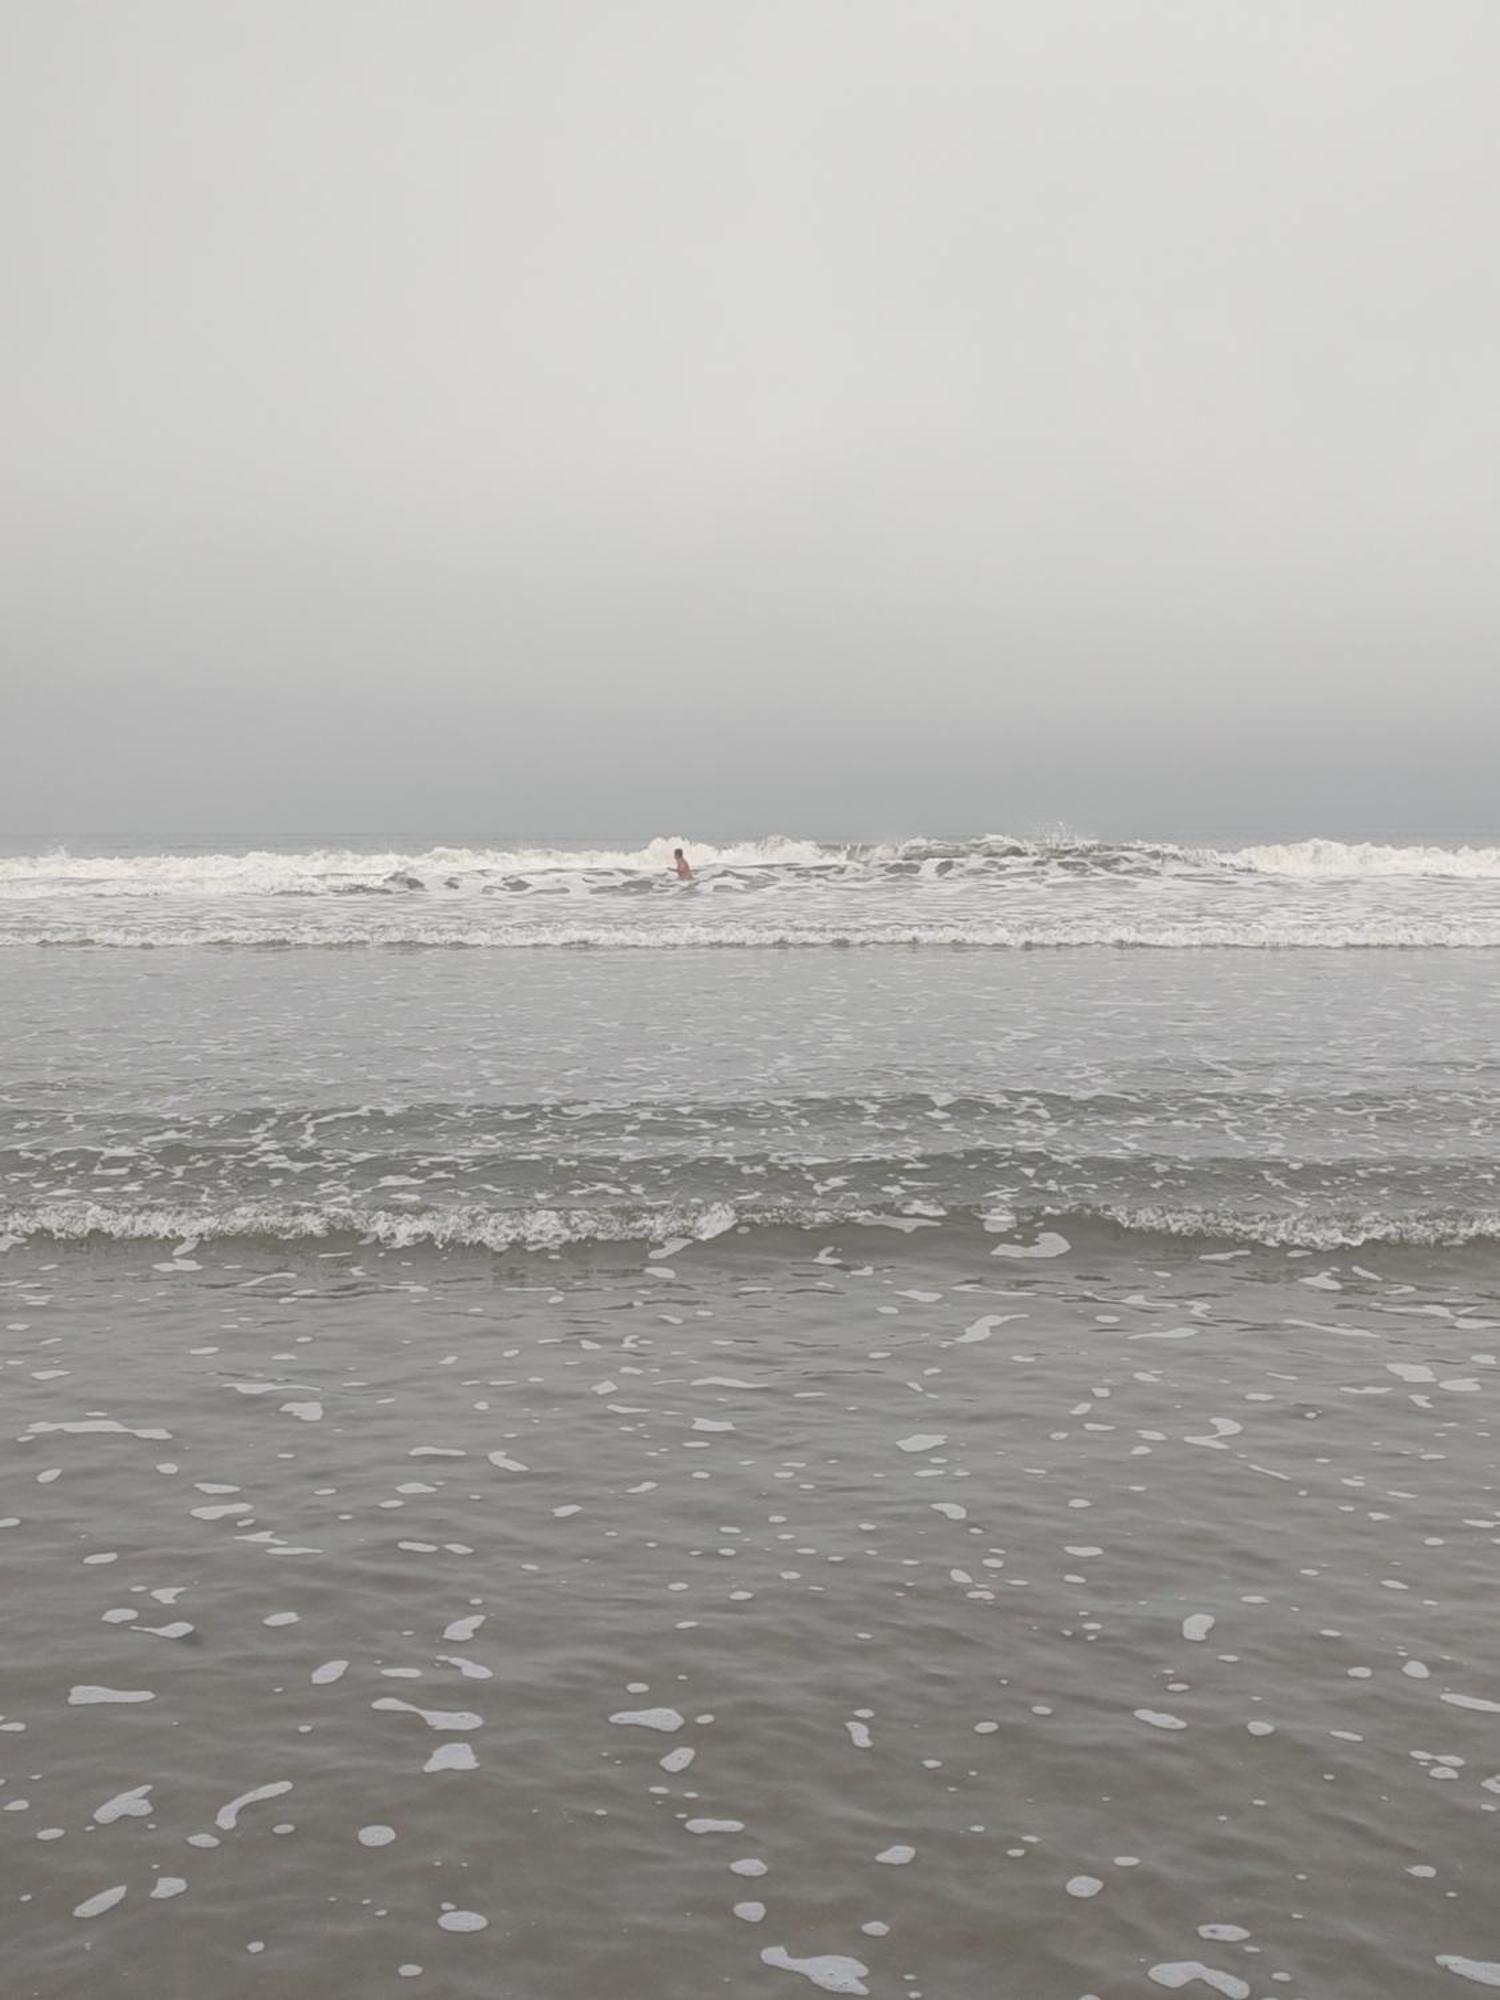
[673, 847, 693, 881]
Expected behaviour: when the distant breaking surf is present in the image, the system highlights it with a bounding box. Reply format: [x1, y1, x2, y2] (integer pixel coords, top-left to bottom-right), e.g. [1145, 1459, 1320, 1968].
[7, 833, 1500, 894]
[4, 834, 1500, 947]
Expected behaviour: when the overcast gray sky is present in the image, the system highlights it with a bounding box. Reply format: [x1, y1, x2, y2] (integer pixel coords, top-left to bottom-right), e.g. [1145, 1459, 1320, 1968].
[5, 0, 1498, 844]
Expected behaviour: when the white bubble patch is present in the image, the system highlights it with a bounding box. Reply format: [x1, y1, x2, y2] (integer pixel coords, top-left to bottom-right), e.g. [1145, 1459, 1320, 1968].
[761, 1946, 871, 1994]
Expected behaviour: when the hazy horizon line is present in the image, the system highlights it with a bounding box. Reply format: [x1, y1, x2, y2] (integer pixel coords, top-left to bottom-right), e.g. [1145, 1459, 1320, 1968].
[5, 822, 1500, 857]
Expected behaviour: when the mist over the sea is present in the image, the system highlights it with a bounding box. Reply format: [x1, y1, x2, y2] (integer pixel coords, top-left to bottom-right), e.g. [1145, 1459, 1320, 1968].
[9, 2, 1500, 843]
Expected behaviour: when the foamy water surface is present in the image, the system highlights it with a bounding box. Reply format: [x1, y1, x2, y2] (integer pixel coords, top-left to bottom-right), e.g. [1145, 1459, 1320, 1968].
[6, 833, 1500, 947]
[5, 832, 1500, 1996]
[3, 1228, 1499, 1998]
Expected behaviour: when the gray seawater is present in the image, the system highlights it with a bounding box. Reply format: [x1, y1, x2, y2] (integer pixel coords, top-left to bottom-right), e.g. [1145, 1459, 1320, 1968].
[4, 842, 1500, 1999]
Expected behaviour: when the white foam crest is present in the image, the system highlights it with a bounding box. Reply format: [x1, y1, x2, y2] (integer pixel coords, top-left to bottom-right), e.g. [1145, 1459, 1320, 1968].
[0, 836, 834, 896]
[1233, 839, 1500, 878]
[13, 916, 1500, 949]
[9, 836, 1500, 905]
[0, 1197, 749, 1252]
[8, 1194, 1500, 1254]
[855, 833, 1214, 869]
[1087, 1202, 1500, 1250]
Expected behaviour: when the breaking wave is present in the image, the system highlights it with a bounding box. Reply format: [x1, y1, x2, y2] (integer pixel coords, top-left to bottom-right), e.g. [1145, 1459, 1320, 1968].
[5, 833, 1500, 898]
[9, 919, 1500, 948]
[1232, 839, 1500, 878]
[6, 1195, 1500, 1255]
[4, 833, 1499, 947]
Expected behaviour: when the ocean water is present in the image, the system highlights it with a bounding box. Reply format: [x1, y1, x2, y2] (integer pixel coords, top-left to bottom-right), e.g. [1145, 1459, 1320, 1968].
[4, 836, 1500, 1999]
[8, 831, 1500, 949]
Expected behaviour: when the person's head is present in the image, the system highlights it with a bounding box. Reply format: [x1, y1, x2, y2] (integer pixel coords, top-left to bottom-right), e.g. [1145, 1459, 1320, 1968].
[673, 848, 684, 861]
